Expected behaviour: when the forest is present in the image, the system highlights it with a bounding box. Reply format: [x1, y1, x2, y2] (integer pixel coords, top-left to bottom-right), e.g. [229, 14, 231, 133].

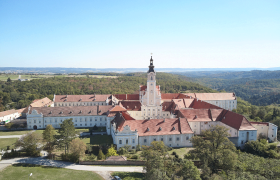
[0, 72, 214, 111]
[174, 70, 280, 106]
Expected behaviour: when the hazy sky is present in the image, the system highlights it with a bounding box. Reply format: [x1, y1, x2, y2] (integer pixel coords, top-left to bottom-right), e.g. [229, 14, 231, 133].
[0, 0, 279, 68]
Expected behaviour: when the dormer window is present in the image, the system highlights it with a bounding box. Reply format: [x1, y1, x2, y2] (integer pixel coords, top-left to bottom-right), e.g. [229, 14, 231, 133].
[172, 127, 175, 130]
[147, 127, 149, 131]
[159, 127, 162, 131]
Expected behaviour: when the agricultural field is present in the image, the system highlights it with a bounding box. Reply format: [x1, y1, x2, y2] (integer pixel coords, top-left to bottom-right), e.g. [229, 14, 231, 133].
[0, 74, 117, 81]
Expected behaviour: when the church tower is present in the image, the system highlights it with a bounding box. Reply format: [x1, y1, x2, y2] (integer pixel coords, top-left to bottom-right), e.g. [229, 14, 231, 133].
[139, 56, 162, 119]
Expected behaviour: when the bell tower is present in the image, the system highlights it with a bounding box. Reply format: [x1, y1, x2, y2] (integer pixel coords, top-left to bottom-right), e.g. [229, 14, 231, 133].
[147, 56, 157, 106]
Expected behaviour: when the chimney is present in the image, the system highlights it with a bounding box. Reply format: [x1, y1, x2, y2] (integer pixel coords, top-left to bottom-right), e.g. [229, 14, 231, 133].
[178, 117, 181, 121]
[126, 94, 127, 100]
[66, 94, 68, 98]
[97, 105, 99, 114]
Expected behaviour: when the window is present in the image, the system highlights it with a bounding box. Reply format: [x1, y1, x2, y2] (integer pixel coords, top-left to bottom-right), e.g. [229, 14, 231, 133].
[201, 125, 203, 127]
[80, 118, 82, 122]
[169, 138, 172, 141]
[241, 141, 244, 144]
[153, 138, 156, 141]
[272, 135, 274, 137]
[161, 138, 163, 141]
[85, 118, 87, 122]
[119, 140, 122, 144]
[75, 119, 77, 122]
[95, 118, 97, 121]
[80, 124, 82, 126]
[90, 123, 92, 126]
[251, 132, 253, 136]
[132, 139, 135, 143]
[132, 146, 135, 149]
[177, 137, 180, 141]
[90, 118, 92, 122]
[34, 120, 36, 123]
[186, 136, 189, 140]
[144, 139, 147, 143]
[39, 121, 41, 123]
[85, 124, 87, 126]
[126, 139, 128, 144]
[55, 119, 57, 123]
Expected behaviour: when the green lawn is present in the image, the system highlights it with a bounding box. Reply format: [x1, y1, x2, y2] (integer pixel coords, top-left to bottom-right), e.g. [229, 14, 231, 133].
[0, 138, 18, 150]
[80, 135, 113, 145]
[111, 172, 145, 180]
[0, 164, 104, 180]
[0, 130, 31, 136]
[168, 147, 194, 158]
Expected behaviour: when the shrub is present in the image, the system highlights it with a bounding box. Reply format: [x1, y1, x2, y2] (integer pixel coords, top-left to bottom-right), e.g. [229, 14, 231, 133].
[130, 149, 136, 154]
[175, 154, 179, 159]
[136, 144, 141, 151]
[92, 125, 98, 131]
[172, 151, 177, 156]
[131, 154, 139, 159]
[97, 149, 105, 160]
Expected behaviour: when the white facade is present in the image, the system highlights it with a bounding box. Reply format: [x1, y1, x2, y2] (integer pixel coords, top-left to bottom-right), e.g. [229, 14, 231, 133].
[0, 110, 20, 123]
[27, 109, 110, 130]
[205, 100, 237, 111]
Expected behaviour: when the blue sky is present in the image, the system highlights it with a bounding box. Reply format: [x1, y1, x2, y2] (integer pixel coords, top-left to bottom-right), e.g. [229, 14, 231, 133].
[0, 0, 279, 68]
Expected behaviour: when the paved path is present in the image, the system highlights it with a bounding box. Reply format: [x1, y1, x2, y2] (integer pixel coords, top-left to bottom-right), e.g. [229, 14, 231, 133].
[0, 157, 143, 179]
[0, 135, 22, 138]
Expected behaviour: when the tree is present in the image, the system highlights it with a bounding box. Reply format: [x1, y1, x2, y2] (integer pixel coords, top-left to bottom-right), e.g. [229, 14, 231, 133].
[106, 146, 118, 157]
[69, 139, 87, 159]
[178, 160, 201, 180]
[97, 149, 105, 160]
[189, 125, 237, 175]
[43, 124, 56, 154]
[15, 132, 41, 156]
[5, 123, 13, 129]
[57, 118, 76, 154]
[7, 77, 11, 82]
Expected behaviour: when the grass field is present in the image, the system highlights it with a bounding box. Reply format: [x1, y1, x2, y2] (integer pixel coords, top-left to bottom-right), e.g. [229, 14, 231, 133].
[0, 164, 104, 180]
[168, 147, 194, 158]
[0, 138, 18, 150]
[0, 74, 117, 81]
[111, 172, 145, 180]
[0, 130, 30, 136]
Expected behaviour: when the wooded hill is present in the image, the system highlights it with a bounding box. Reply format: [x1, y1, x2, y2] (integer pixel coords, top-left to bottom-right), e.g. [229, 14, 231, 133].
[0, 72, 214, 111]
[174, 70, 280, 106]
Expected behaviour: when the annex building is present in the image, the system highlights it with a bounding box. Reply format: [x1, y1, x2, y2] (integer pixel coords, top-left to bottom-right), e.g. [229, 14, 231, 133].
[26, 57, 278, 149]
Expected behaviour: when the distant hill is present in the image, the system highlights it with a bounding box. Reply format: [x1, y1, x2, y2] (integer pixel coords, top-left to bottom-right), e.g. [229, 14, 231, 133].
[1, 67, 280, 74]
[174, 70, 280, 106]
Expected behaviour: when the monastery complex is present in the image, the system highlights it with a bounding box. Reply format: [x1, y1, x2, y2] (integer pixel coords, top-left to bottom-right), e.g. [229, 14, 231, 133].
[25, 57, 278, 149]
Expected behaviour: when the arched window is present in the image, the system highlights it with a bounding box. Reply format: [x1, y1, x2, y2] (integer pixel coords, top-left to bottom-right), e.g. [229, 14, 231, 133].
[151, 76, 153, 80]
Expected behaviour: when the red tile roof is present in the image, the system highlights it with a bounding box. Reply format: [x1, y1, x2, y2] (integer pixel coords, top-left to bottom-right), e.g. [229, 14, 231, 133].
[220, 110, 256, 130]
[121, 111, 135, 120]
[190, 99, 222, 109]
[179, 109, 213, 122]
[162, 101, 173, 111]
[119, 118, 193, 136]
[119, 101, 141, 111]
[113, 94, 139, 100]
[0, 109, 19, 117]
[109, 105, 127, 112]
[54, 94, 110, 102]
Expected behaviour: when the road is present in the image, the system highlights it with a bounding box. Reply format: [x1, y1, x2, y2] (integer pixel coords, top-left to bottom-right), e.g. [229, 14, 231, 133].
[0, 156, 144, 179]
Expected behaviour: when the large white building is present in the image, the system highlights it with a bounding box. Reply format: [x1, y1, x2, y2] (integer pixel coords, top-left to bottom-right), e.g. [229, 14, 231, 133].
[26, 56, 278, 149]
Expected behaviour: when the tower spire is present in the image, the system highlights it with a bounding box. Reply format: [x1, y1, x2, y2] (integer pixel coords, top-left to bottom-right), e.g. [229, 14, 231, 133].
[148, 55, 155, 73]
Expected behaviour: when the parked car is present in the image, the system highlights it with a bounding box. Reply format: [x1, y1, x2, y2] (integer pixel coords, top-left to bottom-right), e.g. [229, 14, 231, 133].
[114, 176, 121, 180]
